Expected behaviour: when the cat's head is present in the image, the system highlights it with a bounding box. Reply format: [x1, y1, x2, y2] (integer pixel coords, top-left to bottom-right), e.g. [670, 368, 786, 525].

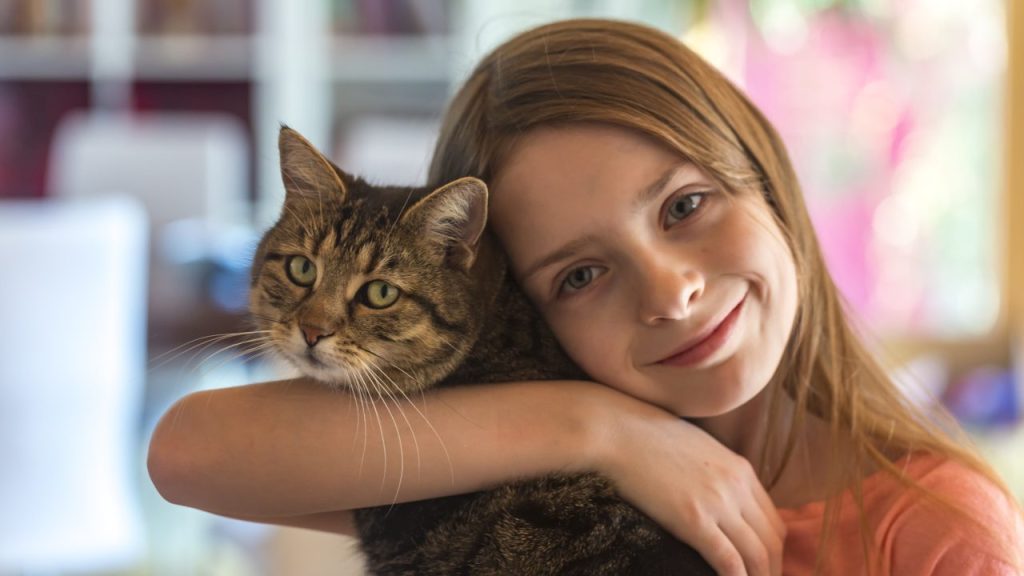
[250, 126, 493, 394]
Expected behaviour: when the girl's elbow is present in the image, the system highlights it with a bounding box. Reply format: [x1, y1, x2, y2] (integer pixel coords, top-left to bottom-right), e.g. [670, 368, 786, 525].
[147, 437, 185, 505]
[146, 399, 207, 508]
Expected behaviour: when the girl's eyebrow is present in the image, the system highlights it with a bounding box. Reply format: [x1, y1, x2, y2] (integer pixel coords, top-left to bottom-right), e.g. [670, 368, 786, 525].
[520, 162, 691, 283]
[631, 162, 692, 212]
[520, 233, 602, 283]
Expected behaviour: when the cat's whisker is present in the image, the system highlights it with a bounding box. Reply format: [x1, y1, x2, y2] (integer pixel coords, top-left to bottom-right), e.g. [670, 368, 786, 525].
[149, 332, 240, 365]
[195, 337, 274, 371]
[150, 330, 272, 371]
[238, 348, 278, 368]
[362, 359, 422, 492]
[362, 356, 454, 488]
[168, 388, 189, 434]
[184, 335, 274, 374]
[386, 188, 416, 242]
[344, 364, 371, 480]
[315, 172, 325, 233]
[353, 369, 390, 498]
[236, 343, 279, 363]
[176, 334, 268, 372]
[357, 363, 406, 509]
[165, 338, 267, 383]
[356, 381, 372, 482]
[362, 348, 424, 392]
[163, 330, 270, 435]
[202, 335, 272, 357]
[184, 348, 272, 387]
[194, 341, 277, 379]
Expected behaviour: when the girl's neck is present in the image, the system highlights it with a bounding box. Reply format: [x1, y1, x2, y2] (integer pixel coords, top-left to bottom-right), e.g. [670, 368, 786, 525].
[692, 385, 848, 509]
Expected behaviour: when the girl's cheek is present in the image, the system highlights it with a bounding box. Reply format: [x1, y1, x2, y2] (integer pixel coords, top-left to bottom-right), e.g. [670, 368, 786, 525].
[548, 315, 602, 368]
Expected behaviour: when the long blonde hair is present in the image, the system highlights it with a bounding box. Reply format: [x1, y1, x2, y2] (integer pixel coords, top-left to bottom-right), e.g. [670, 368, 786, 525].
[428, 18, 1017, 570]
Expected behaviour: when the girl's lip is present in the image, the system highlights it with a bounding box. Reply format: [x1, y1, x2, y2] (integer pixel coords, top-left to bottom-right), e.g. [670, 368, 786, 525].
[656, 295, 746, 367]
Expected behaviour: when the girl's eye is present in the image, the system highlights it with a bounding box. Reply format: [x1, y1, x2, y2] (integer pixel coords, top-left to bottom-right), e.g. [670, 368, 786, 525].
[560, 266, 604, 295]
[360, 280, 401, 309]
[286, 256, 317, 286]
[665, 193, 706, 226]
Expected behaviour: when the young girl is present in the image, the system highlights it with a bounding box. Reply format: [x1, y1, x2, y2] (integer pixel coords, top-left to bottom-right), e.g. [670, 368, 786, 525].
[148, 19, 1023, 575]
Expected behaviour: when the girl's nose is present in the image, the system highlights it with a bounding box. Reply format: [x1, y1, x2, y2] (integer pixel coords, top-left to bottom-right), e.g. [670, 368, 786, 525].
[636, 257, 704, 325]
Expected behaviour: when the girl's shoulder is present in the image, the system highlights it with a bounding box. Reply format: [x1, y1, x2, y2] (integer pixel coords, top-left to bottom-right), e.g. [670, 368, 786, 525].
[886, 451, 1007, 508]
[877, 452, 1023, 574]
[780, 452, 1023, 575]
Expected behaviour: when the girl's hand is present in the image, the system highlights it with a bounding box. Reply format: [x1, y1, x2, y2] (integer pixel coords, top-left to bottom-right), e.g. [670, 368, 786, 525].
[582, 387, 785, 576]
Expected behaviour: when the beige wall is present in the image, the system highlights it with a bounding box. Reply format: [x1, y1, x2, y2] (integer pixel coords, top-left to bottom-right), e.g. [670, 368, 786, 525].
[1008, 0, 1023, 344]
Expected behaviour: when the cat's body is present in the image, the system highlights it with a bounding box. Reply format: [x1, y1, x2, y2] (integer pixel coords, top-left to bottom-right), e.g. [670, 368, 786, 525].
[251, 128, 713, 575]
[354, 271, 712, 576]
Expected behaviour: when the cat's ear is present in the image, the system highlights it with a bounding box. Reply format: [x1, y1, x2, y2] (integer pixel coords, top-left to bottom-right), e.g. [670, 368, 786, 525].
[278, 126, 348, 204]
[401, 177, 488, 271]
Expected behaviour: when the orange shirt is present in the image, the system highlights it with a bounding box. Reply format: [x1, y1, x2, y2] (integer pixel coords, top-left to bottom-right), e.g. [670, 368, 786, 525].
[779, 453, 1024, 575]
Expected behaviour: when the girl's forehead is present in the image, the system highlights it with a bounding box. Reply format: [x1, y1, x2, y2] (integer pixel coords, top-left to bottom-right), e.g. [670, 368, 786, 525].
[488, 126, 708, 268]
[490, 125, 701, 217]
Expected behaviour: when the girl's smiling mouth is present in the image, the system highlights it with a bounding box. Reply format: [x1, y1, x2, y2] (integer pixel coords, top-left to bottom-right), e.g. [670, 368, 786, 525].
[655, 294, 747, 368]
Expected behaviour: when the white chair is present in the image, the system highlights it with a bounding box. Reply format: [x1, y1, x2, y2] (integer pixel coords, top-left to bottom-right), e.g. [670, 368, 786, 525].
[0, 197, 149, 573]
[47, 111, 251, 325]
[48, 111, 249, 230]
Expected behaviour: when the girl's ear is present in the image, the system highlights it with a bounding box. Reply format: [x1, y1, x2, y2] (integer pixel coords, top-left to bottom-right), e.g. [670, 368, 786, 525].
[400, 177, 489, 271]
[278, 126, 348, 204]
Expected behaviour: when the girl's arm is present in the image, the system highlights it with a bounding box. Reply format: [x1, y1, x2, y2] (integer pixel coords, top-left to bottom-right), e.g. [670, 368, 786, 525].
[147, 378, 604, 519]
[219, 510, 356, 535]
[147, 378, 783, 576]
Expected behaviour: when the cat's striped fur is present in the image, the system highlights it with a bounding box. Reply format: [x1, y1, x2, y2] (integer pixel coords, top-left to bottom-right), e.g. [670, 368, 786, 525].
[250, 127, 713, 575]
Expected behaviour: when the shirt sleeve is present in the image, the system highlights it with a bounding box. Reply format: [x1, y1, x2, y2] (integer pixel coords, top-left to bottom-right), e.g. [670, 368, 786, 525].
[884, 458, 1024, 576]
[929, 548, 1020, 576]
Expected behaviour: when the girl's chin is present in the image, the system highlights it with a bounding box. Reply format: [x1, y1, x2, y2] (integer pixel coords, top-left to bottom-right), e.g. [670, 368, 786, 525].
[652, 372, 769, 419]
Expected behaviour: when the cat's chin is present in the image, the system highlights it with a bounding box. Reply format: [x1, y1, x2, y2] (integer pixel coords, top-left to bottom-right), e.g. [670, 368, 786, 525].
[286, 353, 361, 390]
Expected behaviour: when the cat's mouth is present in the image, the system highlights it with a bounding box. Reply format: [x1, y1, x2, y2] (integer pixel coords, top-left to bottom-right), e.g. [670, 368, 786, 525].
[286, 346, 357, 388]
[304, 349, 327, 368]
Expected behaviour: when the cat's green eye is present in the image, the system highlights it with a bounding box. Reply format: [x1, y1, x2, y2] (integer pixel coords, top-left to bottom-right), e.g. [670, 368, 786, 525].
[361, 280, 401, 309]
[286, 255, 317, 287]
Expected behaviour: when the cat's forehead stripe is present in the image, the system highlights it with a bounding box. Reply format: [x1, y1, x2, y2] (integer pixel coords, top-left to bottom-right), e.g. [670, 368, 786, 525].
[355, 242, 377, 274]
[314, 222, 332, 251]
[332, 218, 348, 249]
[320, 225, 338, 255]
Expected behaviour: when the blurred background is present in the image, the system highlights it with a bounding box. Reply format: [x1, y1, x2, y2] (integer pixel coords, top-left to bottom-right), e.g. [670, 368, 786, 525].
[0, 0, 1021, 574]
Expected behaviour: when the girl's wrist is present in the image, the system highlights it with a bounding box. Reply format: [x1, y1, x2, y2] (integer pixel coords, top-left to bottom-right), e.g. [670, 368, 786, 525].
[569, 381, 648, 479]
[573, 383, 691, 484]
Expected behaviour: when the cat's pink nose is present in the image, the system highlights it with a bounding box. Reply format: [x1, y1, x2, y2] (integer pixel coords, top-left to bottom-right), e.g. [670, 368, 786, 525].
[300, 324, 334, 347]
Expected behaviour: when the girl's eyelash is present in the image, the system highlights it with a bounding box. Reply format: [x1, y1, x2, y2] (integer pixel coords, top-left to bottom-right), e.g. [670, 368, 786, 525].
[663, 190, 712, 227]
[555, 265, 606, 298]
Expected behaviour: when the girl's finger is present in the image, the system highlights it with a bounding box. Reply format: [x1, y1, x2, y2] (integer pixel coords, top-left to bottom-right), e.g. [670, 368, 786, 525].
[720, 514, 771, 576]
[749, 481, 787, 539]
[678, 522, 748, 576]
[741, 508, 784, 576]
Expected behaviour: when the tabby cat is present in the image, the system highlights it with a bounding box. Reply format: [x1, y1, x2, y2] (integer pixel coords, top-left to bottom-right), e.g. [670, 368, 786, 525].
[250, 126, 714, 575]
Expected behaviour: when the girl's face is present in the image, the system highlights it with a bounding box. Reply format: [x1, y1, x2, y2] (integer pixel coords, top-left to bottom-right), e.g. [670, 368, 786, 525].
[491, 124, 799, 418]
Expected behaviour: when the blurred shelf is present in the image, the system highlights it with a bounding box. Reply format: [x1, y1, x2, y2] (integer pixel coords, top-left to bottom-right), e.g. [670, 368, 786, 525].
[0, 33, 454, 84]
[329, 34, 452, 84]
[0, 36, 92, 79]
[133, 34, 253, 81]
